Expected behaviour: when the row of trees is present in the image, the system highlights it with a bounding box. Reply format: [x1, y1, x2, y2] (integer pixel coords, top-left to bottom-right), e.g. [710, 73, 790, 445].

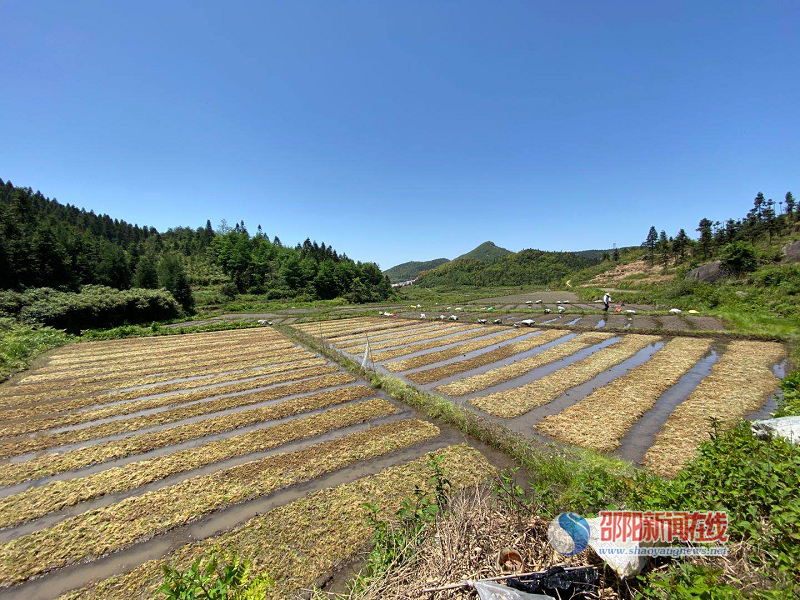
[0, 179, 392, 308]
[642, 191, 796, 267]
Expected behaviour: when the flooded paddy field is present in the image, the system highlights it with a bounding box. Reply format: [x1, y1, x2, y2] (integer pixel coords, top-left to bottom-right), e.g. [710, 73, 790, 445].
[310, 317, 785, 478]
[0, 324, 511, 599]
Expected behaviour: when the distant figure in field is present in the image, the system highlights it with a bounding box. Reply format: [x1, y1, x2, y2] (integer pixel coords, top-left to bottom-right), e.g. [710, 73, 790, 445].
[603, 292, 611, 312]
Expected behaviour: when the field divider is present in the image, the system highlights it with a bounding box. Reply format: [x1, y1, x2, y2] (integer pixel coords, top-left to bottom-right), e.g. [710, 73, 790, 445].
[471, 334, 661, 418]
[0, 385, 375, 489]
[0, 419, 441, 587]
[536, 337, 714, 452]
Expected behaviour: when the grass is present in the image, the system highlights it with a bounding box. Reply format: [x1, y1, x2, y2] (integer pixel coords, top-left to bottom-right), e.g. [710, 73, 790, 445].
[0, 372, 357, 459]
[0, 385, 375, 487]
[59, 444, 494, 600]
[536, 337, 714, 451]
[471, 334, 661, 418]
[643, 340, 786, 476]
[435, 331, 612, 396]
[0, 318, 73, 383]
[0, 398, 398, 529]
[0, 419, 440, 586]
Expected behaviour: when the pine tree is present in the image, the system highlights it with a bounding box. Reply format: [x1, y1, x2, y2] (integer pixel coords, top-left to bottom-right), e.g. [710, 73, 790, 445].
[644, 226, 658, 264]
[697, 219, 713, 259]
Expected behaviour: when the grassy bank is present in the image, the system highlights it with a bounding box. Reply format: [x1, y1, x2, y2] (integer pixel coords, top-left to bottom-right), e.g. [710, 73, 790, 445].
[0, 318, 73, 382]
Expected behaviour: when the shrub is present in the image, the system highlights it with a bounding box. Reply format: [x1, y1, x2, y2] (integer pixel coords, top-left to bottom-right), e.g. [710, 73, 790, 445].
[719, 241, 758, 275]
[220, 282, 238, 300]
[17, 286, 181, 332]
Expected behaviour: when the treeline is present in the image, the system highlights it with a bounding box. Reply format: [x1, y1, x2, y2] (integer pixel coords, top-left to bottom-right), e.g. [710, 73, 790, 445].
[0, 179, 392, 309]
[415, 249, 598, 287]
[641, 191, 796, 273]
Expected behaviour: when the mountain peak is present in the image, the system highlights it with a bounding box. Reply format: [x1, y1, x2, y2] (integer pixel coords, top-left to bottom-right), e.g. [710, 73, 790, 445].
[455, 241, 513, 261]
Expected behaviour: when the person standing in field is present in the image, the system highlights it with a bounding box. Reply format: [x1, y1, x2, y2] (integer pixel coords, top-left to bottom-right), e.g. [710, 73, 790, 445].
[603, 292, 611, 312]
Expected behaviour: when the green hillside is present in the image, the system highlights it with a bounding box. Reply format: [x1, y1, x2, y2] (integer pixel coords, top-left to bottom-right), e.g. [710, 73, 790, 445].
[455, 241, 512, 261]
[383, 258, 450, 283]
[415, 248, 598, 287]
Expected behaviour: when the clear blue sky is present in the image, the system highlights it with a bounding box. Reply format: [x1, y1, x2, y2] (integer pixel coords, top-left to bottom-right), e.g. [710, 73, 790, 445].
[2, 1, 798, 269]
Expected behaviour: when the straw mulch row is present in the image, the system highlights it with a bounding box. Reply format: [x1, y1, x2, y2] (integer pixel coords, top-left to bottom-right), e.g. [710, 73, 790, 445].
[0, 358, 328, 421]
[472, 334, 661, 418]
[0, 419, 440, 586]
[24, 336, 292, 378]
[46, 327, 283, 363]
[643, 340, 785, 477]
[406, 329, 570, 385]
[56, 444, 494, 600]
[299, 319, 407, 340]
[11, 344, 306, 389]
[0, 365, 340, 438]
[436, 332, 612, 396]
[334, 322, 447, 346]
[0, 385, 374, 487]
[295, 317, 380, 333]
[0, 398, 398, 529]
[384, 328, 530, 373]
[536, 337, 713, 451]
[341, 324, 478, 353]
[372, 327, 504, 362]
[0, 373, 357, 459]
[0, 348, 314, 402]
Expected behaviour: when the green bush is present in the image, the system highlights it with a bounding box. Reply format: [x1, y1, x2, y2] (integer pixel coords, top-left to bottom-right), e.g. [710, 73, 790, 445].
[719, 241, 758, 275]
[15, 286, 181, 333]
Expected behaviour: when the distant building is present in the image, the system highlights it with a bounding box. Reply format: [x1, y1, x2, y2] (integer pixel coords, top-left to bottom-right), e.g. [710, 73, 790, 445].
[391, 279, 416, 288]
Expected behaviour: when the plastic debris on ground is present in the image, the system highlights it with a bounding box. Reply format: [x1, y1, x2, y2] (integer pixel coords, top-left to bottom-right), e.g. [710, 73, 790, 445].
[751, 416, 800, 445]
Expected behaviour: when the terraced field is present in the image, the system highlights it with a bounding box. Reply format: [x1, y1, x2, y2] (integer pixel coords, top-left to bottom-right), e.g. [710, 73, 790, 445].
[0, 325, 498, 598]
[309, 317, 785, 476]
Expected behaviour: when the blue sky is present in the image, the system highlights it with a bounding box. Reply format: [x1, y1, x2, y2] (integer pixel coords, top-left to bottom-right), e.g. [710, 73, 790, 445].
[2, 1, 798, 269]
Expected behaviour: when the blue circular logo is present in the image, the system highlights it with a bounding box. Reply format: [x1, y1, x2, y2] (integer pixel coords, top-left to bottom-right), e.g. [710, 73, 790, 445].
[547, 512, 590, 556]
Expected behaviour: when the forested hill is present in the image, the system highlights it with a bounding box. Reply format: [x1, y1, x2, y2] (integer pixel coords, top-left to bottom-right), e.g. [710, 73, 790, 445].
[384, 258, 449, 283]
[455, 241, 512, 261]
[0, 179, 391, 306]
[415, 249, 598, 287]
